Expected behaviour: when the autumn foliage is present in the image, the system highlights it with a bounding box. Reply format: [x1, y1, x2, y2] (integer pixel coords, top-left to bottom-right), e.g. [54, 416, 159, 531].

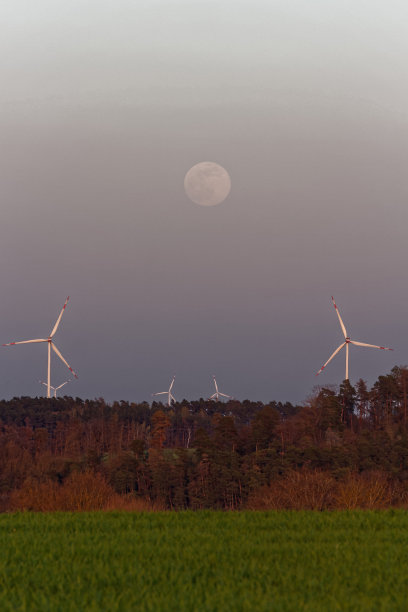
[247, 468, 407, 510]
[1, 365, 408, 511]
[10, 470, 161, 512]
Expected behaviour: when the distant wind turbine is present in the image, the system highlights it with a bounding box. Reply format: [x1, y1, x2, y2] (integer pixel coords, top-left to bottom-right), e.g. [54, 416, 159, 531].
[316, 296, 392, 381]
[152, 376, 176, 407]
[39, 379, 71, 398]
[209, 375, 233, 401]
[3, 297, 78, 398]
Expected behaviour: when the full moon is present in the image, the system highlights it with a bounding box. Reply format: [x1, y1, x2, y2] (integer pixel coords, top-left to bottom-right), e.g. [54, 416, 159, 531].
[184, 162, 231, 207]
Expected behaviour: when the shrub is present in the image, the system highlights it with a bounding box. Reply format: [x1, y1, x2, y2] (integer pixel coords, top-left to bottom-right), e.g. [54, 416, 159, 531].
[9, 470, 160, 512]
[335, 471, 394, 509]
[247, 469, 336, 510]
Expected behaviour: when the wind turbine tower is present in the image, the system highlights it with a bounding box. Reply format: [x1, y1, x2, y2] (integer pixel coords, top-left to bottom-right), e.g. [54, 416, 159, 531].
[152, 376, 176, 407]
[39, 379, 71, 398]
[209, 375, 233, 401]
[316, 296, 392, 381]
[3, 297, 78, 398]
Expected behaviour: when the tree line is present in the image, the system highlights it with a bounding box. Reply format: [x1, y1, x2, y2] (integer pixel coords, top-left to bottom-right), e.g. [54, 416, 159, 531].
[1, 365, 408, 511]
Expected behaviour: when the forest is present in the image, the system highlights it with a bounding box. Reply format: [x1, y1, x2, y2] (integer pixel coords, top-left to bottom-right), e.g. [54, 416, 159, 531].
[1, 365, 408, 512]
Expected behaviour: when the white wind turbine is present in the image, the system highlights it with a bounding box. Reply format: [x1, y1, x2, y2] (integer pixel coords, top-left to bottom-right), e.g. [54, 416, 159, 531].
[209, 375, 233, 401]
[3, 297, 78, 398]
[39, 379, 71, 398]
[152, 376, 176, 407]
[316, 296, 392, 381]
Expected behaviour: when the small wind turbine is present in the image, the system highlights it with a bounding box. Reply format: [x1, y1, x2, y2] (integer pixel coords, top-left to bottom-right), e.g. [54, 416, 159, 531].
[3, 297, 78, 398]
[39, 379, 71, 398]
[152, 376, 176, 407]
[316, 296, 392, 381]
[209, 375, 233, 401]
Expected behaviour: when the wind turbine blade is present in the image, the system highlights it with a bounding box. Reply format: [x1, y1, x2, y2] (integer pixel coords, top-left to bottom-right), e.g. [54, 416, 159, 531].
[316, 342, 346, 376]
[39, 380, 55, 390]
[56, 380, 71, 390]
[351, 340, 393, 350]
[49, 297, 69, 338]
[331, 297, 348, 338]
[169, 376, 175, 391]
[51, 343, 78, 378]
[219, 393, 232, 399]
[3, 339, 47, 346]
[170, 394, 176, 402]
[152, 391, 167, 396]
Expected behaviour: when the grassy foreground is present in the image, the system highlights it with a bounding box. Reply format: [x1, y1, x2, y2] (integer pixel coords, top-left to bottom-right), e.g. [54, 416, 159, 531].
[1, 511, 408, 611]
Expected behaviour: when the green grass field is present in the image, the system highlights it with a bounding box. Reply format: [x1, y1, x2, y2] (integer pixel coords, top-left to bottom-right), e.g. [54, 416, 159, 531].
[1, 511, 408, 611]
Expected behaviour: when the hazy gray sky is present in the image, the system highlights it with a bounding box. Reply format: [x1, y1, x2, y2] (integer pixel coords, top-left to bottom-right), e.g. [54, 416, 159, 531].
[1, 1, 407, 402]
